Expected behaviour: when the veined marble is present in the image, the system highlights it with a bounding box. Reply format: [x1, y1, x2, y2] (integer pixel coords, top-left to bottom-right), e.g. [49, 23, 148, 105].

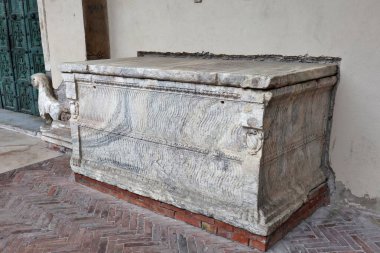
[61, 55, 339, 236]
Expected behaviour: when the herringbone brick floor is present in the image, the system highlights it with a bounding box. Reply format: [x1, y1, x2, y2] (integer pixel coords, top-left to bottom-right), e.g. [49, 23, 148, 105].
[0, 156, 379, 253]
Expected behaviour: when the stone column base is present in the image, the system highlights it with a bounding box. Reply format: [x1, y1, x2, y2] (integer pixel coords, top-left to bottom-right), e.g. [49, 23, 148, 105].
[75, 173, 329, 251]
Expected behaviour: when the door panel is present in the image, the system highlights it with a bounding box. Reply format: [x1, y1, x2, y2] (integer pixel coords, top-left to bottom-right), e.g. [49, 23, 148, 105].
[8, 0, 34, 114]
[0, 0, 17, 111]
[0, 0, 43, 115]
[24, 0, 42, 114]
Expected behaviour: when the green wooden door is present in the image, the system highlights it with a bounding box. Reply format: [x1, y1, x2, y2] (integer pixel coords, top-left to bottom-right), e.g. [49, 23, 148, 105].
[0, 0, 17, 111]
[0, 0, 44, 115]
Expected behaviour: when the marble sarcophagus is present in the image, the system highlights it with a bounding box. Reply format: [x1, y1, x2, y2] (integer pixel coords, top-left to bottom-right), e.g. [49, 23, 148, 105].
[62, 54, 339, 250]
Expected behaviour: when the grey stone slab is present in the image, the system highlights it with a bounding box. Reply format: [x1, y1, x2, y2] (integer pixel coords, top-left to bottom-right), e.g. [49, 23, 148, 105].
[0, 128, 61, 174]
[61, 56, 338, 90]
[0, 109, 44, 136]
[41, 126, 72, 149]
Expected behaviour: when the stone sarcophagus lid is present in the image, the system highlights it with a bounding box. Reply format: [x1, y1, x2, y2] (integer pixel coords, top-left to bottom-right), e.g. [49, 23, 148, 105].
[62, 54, 339, 250]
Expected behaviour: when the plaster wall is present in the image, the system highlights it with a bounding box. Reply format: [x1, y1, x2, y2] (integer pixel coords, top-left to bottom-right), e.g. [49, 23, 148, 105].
[107, 0, 380, 201]
[42, 0, 86, 88]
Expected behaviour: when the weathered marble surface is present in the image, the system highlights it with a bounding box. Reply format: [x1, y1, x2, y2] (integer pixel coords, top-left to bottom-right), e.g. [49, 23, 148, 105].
[61, 56, 337, 89]
[61, 56, 338, 236]
[31, 73, 62, 123]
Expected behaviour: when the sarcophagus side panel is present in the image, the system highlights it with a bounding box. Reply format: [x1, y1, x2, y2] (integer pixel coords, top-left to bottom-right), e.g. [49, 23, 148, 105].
[259, 77, 337, 233]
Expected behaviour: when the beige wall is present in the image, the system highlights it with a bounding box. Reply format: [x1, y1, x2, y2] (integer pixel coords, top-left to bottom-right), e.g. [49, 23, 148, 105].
[41, 0, 86, 88]
[107, 0, 380, 199]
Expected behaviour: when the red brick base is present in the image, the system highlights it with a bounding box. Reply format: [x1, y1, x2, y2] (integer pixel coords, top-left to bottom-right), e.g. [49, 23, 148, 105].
[75, 173, 329, 251]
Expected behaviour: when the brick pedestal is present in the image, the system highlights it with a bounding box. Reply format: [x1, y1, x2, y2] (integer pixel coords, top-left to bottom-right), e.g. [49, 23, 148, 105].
[75, 173, 329, 251]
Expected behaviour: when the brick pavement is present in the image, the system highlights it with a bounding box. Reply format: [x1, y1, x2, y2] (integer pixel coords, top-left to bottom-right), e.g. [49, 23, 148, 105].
[0, 156, 379, 253]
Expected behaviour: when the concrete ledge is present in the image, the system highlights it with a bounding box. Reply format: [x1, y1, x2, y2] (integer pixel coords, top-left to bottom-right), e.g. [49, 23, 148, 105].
[75, 173, 330, 251]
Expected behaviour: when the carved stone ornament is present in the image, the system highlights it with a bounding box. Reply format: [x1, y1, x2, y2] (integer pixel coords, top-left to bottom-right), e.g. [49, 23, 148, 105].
[247, 129, 264, 155]
[31, 73, 62, 124]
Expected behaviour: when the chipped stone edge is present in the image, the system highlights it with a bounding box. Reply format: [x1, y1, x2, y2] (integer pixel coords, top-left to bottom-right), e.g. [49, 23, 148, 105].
[0, 123, 41, 137]
[60, 52, 340, 90]
[137, 51, 342, 64]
